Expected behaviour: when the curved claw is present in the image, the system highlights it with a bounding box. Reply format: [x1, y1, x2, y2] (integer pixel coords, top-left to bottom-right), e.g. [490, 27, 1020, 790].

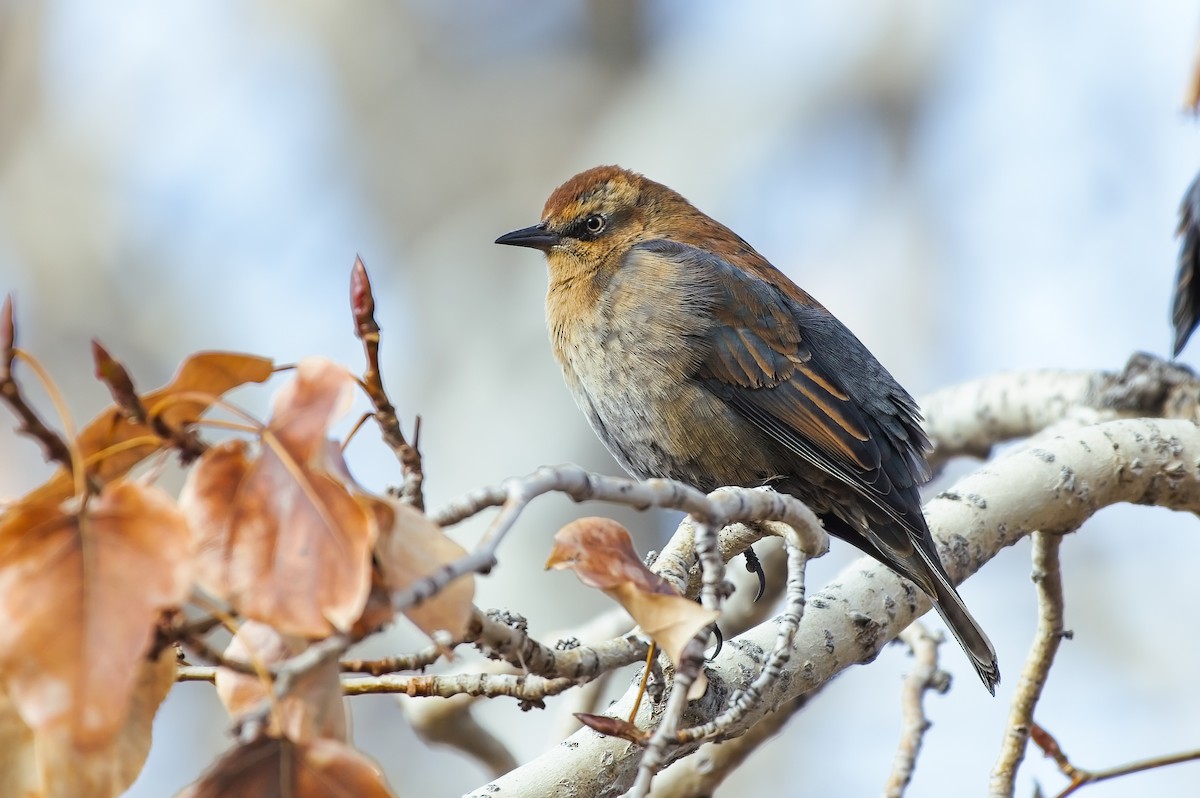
[743, 546, 766, 602]
[707, 623, 724, 660]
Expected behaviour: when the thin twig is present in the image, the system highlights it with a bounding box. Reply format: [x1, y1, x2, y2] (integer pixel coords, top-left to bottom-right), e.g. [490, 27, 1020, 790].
[181, 636, 261, 678]
[91, 339, 207, 462]
[1057, 749, 1200, 797]
[350, 257, 424, 509]
[179, 664, 581, 705]
[177, 666, 216, 683]
[989, 531, 1069, 797]
[471, 606, 648, 680]
[0, 296, 75, 469]
[1029, 722, 1200, 797]
[338, 645, 448, 675]
[343, 671, 578, 700]
[883, 622, 950, 797]
[233, 633, 351, 743]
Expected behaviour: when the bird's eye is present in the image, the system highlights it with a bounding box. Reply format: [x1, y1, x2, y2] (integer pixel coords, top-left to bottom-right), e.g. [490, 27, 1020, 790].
[584, 214, 606, 234]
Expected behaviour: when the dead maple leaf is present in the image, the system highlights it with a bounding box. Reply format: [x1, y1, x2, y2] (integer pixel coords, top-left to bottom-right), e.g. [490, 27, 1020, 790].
[180, 357, 374, 638]
[366, 496, 474, 642]
[547, 517, 718, 699]
[215, 621, 347, 743]
[26, 352, 274, 506]
[176, 735, 394, 798]
[0, 480, 191, 751]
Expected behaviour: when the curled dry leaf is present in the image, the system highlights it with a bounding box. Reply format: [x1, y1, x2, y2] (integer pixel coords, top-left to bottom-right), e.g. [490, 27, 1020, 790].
[181, 358, 374, 637]
[547, 517, 718, 699]
[215, 621, 347, 743]
[366, 496, 474, 642]
[26, 351, 274, 506]
[0, 480, 191, 750]
[176, 735, 395, 798]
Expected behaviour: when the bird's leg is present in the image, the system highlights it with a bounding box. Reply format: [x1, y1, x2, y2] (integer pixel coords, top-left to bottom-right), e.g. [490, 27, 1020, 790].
[627, 641, 658, 725]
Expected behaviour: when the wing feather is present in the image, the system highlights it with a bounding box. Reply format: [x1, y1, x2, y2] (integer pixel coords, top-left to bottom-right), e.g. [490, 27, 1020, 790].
[634, 240, 931, 538]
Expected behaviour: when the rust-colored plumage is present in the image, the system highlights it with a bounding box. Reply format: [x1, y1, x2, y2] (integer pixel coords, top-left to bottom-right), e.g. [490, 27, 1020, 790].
[496, 166, 999, 693]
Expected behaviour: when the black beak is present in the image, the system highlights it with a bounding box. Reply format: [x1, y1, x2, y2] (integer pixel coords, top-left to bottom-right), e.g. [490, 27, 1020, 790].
[495, 223, 559, 252]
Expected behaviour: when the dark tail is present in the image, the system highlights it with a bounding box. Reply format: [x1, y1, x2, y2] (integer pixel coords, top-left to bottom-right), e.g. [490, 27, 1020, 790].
[818, 513, 999, 693]
[922, 560, 1000, 694]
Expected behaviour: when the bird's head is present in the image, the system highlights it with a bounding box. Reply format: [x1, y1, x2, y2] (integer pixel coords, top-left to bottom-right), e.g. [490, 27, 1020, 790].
[496, 165, 700, 276]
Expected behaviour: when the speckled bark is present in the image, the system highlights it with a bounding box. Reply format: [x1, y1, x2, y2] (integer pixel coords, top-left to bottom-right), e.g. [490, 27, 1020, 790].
[467, 418, 1200, 798]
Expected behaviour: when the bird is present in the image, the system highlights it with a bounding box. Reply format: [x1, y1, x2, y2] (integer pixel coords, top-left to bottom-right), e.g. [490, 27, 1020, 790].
[495, 165, 999, 693]
[1170, 171, 1200, 357]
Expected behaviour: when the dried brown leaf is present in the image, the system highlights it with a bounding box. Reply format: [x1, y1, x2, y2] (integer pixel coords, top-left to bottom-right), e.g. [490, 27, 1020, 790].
[181, 358, 373, 637]
[36, 648, 177, 798]
[607, 582, 716, 698]
[0, 685, 38, 797]
[368, 497, 473, 641]
[548, 518, 717, 697]
[0, 481, 191, 749]
[26, 351, 274, 505]
[176, 736, 395, 798]
[215, 622, 346, 743]
[546, 517, 676, 594]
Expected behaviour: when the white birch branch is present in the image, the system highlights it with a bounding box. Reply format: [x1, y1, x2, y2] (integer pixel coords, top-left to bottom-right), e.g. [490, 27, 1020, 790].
[919, 353, 1200, 469]
[466, 418, 1200, 797]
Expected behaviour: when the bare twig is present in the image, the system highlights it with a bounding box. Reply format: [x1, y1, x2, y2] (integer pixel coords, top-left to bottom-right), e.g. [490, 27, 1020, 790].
[350, 257, 424, 509]
[471, 606, 649, 680]
[177, 666, 216, 683]
[0, 295, 75, 469]
[338, 645, 448, 676]
[181, 635, 261, 678]
[343, 671, 578, 700]
[884, 622, 950, 797]
[989, 531, 1069, 797]
[1028, 722, 1200, 797]
[402, 604, 639, 775]
[541, 606, 636, 740]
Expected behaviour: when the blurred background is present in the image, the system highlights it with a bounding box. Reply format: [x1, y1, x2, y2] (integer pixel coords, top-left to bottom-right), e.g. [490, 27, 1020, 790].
[1, 0, 1198, 795]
